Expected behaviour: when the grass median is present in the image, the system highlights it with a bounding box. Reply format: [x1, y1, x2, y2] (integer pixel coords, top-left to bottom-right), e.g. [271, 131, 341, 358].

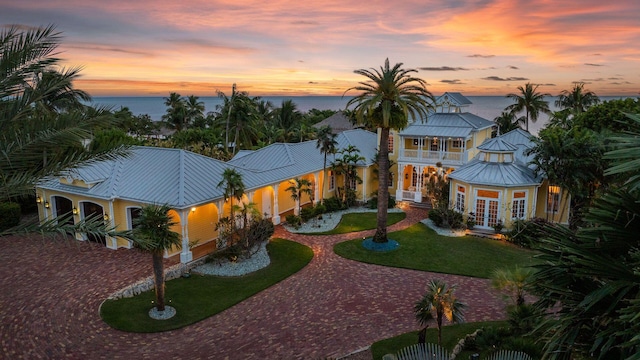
[100, 238, 313, 332]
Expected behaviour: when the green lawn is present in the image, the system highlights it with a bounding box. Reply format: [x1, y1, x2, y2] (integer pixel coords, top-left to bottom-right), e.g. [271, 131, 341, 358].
[100, 238, 313, 332]
[308, 211, 406, 235]
[371, 321, 508, 360]
[334, 223, 538, 278]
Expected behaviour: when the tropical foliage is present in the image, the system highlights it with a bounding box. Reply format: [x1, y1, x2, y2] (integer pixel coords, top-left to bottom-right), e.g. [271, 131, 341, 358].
[217, 168, 245, 218]
[528, 112, 640, 359]
[330, 145, 364, 207]
[346, 58, 434, 243]
[0, 25, 126, 237]
[315, 125, 338, 203]
[285, 177, 313, 215]
[554, 82, 600, 116]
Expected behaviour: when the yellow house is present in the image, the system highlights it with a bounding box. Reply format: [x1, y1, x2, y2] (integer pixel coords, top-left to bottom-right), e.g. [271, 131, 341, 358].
[388, 92, 494, 204]
[447, 128, 570, 230]
[35, 129, 379, 263]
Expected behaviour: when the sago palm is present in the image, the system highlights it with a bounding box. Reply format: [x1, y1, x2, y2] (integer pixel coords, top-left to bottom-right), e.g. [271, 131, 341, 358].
[346, 58, 434, 243]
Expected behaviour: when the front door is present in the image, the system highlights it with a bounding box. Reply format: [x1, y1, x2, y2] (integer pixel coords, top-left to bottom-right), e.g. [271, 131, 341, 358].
[81, 202, 106, 244]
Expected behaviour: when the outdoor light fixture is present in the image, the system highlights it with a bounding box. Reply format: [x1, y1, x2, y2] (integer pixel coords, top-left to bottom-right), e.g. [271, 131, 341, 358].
[44, 201, 50, 208]
[191, 207, 196, 212]
[405, 173, 409, 180]
[72, 207, 78, 215]
[103, 214, 109, 221]
[36, 196, 42, 203]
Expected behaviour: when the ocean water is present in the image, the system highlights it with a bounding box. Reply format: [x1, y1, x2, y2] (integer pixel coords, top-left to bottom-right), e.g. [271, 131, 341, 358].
[92, 95, 631, 136]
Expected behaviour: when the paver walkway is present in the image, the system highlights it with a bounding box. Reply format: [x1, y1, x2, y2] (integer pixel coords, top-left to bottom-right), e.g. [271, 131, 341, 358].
[0, 207, 507, 359]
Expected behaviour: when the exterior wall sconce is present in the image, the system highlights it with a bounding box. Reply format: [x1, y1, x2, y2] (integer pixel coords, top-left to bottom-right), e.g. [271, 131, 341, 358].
[72, 207, 79, 215]
[405, 173, 409, 180]
[44, 201, 50, 208]
[103, 214, 110, 221]
[191, 207, 196, 212]
[36, 195, 42, 203]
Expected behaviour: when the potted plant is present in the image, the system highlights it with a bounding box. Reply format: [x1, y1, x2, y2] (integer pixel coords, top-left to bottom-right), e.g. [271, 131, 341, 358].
[492, 219, 504, 234]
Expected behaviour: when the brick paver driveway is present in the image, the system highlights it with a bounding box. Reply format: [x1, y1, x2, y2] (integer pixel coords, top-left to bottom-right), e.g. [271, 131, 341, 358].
[0, 208, 506, 359]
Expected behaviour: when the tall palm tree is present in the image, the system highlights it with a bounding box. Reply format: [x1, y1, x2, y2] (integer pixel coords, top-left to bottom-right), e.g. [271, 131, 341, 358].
[217, 168, 245, 218]
[132, 204, 181, 313]
[316, 125, 338, 203]
[285, 177, 312, 215]
[346, 58, 434, 243]
[505, 83, 551, 132]
[555, 82, 600, 115]
[185, 95, 205, 127]
[414, 279, 466, 345]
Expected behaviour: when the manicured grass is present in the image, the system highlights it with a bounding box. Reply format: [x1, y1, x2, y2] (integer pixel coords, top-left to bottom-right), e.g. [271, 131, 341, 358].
[334, 223, 538, 278]
[371, 321, 508, 360]
[100, 238, 313, 332]
[309, 212, 406, 235]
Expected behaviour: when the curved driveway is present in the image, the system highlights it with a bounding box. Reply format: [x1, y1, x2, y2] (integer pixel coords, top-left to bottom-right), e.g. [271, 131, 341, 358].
[0, 208, 506, 359]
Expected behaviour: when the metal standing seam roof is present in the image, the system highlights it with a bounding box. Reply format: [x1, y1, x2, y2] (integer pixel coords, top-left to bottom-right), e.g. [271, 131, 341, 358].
[448, 129, 542, 187]
[399, 112, 494, 138]
[39, 129, 379, 210]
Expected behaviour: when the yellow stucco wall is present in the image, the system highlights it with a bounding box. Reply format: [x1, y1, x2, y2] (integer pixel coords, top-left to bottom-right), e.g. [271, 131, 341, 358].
[535, 180, 570, 224]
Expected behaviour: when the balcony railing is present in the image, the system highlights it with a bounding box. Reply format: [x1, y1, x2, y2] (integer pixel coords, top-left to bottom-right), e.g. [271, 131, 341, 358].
[399, 149, 466, 165]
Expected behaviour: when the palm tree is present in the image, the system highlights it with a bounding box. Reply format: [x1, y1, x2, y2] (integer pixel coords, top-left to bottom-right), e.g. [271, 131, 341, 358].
[346, 58, 434, 243]
[217, 168, 245, 218]
[162, 92, 187, 131]
[0, 25, 122, 204]
[185, 95, 205, 127]
[316, 125, 338, 202]
[132, 204, 181, 313]
[414, 279, 466, 345]
[555, 82, 600, 115]
[493, 111, 520, 136]
[286, 177, 312, 215]
[505, 83, 551, 132]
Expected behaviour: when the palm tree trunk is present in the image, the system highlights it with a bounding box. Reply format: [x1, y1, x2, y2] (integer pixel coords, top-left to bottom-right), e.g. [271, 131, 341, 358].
[373, 127, 390, 243]
[152, 251, 166, 311]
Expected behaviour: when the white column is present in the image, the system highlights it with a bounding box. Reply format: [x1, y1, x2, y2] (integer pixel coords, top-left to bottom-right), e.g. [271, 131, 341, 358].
[313, 173, 320, 205]
[362, 167, 367, 203]
[396, 163, 405, 200]
[272, 184, 281, 224]
[106, 200, 117, 249]
[180, 209, 193, 263]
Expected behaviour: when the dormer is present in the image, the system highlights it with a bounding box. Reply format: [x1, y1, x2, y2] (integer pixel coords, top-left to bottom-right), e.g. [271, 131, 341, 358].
[475, 137, 517, 163]
[435, 92, 472, 113]
[59, 176, 100, 188]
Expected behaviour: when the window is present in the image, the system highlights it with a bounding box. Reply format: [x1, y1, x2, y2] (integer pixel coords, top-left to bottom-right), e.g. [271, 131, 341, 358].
[388, 172, 394, 188]
[127, 207, 142, 229]
[388, 133, 394, 153]
[413, 138, 425, 147]
[547, 185, 561, 213]
[452, 139, 463, 148]
[328, 171, 335, 191]
[455, 186, 465, 212]
[511, 191, 526, 219]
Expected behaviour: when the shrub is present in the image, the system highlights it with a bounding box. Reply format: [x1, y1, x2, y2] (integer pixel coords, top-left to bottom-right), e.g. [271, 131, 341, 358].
[285, 214, 302, 229]
[314, 203, 326, 215]
[506, 217, 550, 248]
[300, 207, 315, 222]
[323, 197, 342, 213]
[493, 219, 504, 234]
[212, 215, 275, 261]
[428, 207, 464, 229]
[0, 202, 21, 231]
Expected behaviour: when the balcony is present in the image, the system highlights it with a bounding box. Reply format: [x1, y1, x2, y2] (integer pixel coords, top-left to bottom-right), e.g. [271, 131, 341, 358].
[399, 149, 466, 165]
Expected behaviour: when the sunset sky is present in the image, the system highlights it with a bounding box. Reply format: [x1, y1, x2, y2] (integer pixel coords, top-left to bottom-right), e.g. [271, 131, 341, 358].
[3, 0, 639, 96]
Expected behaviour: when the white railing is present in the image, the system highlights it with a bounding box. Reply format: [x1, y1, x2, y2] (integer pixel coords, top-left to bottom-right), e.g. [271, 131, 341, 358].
[400, 150, 466, 164]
